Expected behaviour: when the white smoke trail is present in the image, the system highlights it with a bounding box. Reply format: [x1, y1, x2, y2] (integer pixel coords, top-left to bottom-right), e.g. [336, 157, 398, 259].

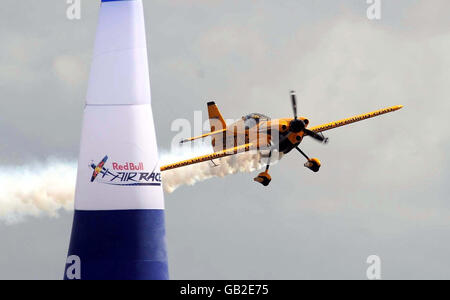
[160, 144, 267, 193]
[0, 147, 272, 223]
[0, 160, 77, 224]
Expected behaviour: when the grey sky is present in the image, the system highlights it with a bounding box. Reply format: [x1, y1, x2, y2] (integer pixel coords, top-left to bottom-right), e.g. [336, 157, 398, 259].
[1, 0, 450, 279]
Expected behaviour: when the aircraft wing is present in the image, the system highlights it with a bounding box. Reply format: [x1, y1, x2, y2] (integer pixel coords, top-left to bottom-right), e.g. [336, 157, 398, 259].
[160, 143, 254, 172]
[308, 105, 403, 133]
[180, 128, 227, 144]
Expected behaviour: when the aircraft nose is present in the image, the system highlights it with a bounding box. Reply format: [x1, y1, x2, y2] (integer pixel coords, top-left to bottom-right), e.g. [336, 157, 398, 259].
[289, 119, 305, 133]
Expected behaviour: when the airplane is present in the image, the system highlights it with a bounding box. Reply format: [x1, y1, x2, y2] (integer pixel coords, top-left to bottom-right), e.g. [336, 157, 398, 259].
[90, 155, 109, 182]
[160, 91, 403, 186]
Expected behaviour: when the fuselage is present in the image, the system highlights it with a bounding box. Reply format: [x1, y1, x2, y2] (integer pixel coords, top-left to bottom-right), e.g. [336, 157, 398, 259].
[213, 116, 310, 155]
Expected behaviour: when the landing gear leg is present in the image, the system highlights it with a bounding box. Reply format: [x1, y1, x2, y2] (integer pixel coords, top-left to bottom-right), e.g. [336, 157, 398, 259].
[295, 147, 309, 160]
[254, 151, 272, 186]
[296, 147, 321, 173]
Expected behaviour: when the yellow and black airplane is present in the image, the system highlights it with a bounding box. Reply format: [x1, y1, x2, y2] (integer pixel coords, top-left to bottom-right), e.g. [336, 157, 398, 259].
[160, 91, 403, 186]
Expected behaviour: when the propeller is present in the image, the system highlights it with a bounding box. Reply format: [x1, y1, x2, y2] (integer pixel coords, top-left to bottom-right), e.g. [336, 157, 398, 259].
[289, 91, 305, 133]
[288, 90, 328, 144]
[304, 129, 329, 144]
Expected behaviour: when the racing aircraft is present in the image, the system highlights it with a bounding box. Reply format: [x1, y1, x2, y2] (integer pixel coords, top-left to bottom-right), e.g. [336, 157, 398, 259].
[160, 91, 403, 186]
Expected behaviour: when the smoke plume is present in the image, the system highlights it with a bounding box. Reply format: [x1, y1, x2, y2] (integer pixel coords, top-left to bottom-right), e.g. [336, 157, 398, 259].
[160, 144, 266, 193]
[0, 146, 269, 223]
[0, 161, 76, 224]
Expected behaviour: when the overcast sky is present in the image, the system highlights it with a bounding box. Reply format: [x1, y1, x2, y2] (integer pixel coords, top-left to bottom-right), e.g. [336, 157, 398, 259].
[1, 0, 450, 279]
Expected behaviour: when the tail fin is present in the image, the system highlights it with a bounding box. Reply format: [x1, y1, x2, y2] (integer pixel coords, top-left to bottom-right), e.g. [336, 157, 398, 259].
[208, 101, 227, 152]
[178, 102, 227, 145]
[207, 102, 226, 132]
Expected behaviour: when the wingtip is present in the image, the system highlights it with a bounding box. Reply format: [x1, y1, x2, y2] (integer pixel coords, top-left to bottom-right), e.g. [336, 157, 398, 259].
[396, 105, 404, 110]
[207, 101, 216, 106]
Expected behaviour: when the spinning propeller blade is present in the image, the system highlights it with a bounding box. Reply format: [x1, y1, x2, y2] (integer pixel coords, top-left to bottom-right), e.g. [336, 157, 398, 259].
[290, 91, 298, 120]
[304, 129, 329, 144]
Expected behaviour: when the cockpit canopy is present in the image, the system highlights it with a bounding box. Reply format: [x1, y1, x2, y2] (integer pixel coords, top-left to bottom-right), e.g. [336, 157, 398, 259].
[241, 113, 271, 128]
[242, 113, 270, 121]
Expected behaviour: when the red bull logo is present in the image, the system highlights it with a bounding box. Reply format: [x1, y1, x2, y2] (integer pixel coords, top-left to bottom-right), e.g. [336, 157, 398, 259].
[90, 155, 161, 186]
[112, 162, 144, 171]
